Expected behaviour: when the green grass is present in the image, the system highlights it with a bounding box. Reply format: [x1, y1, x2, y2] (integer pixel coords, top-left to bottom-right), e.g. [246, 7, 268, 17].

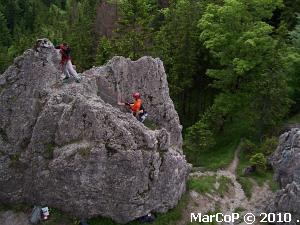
[9, 153, 21, 168]
[236, 144, 279, 198]
[143, 120, 159, 130]
[192, 138, 239, 170]
[268, 177, 280, 192]
[286, 113, 300, 124]
[187, 176, 217, 194]
[43, 208, 77, 225]
[187, 175, 233, 198]
[236, 176, 253, 199]
[184, 119, 248, 170]
[88, 193, 190, 225]
[44, 143, 55, 159]
[78, 147, 92, 159]
[236, 147, 256, 198]
[272, 112, 300, 136]
[234, 207, 246, 213]
[217, 176, 232, 197]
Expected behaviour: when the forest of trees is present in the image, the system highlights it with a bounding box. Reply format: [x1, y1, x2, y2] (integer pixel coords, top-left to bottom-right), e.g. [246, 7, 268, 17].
[1, 0, 300, 165]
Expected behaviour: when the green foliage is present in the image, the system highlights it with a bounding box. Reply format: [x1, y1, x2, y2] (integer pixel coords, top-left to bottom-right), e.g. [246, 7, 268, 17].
[290, 15, 300, 48]
[143, 119, 159, 130]
[250, 153, 267, 170]
[78, 146, 91, 159]
[9, 153, 20, 168]
[279, 1, 300, 30]
[43, 207, 77, 225]
[185, 118, 245, 170]
[95, 37, 112, 65]
[184, 120, 215, 157]
[234, 207, 246, 213]
[0, 0, 99, 73]
[237, 140, 279, 197]
[0, 9, 11, 72]
[39, 4, 68, 43]
[110, 0, 155, 60]
[268, 177, 280, 192]
[287, 16, 300, 113]
[218, 175, 232, 197]
[258, 137, 278, 156]
[45, 143, 55, 159]
[240, 139, 256, 154]
[198, 0, 291, 138]
[188, 175, 232, 197]
[187, 175, 216, 194]
[236, 176, 253, 199]
[65, 0, 98, 70]
[154, 0, 216, 127]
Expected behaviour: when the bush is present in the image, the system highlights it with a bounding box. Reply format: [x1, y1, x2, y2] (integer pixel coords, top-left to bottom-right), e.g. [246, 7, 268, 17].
[250, 153, 267, 171]
[259, 137, 278, 156]
[240, 139, 256, 154]
[184, 121, 216, 153]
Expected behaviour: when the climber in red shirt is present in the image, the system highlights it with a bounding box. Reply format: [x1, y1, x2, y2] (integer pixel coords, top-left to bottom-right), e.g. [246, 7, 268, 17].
[55, 43, 81, 83]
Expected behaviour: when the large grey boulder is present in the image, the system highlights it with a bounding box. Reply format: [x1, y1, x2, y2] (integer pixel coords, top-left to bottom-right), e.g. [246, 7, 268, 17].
[268, 128, 300, 224]
[85, 56, 183, 150]
[0, 39, 189, 224]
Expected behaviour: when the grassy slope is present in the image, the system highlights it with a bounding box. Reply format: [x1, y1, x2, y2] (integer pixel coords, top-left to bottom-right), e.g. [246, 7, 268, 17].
[185, 116, 282, 197]
[188, 175, 232, 197]
[236, 149, 279, 198]
[185, 120, 247, 170]
[232, 112, 300, 197]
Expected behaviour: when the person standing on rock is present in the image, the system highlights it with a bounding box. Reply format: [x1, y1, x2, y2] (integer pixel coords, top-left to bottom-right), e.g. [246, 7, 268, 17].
[55, 43, 81, 83]
[118, 92, 148, 122]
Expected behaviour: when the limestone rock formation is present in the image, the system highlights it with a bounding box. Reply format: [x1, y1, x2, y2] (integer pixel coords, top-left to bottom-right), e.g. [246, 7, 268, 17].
[268, 128, 300, 224]
[0, 39, 189, 224]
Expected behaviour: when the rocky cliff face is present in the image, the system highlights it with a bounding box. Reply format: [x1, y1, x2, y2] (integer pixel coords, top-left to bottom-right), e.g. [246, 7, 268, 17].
[0, 39, 189, 223]
[85, 56, 183, 150]
[268, 128, 300, 224]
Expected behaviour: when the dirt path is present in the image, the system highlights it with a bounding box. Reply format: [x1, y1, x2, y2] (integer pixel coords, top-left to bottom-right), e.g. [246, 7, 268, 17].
[177, 142, 275, 225]
[227, 142, 241, 175]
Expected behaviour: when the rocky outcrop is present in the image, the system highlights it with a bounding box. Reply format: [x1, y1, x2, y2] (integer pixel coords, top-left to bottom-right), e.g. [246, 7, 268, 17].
[268, 128, 300, 224]
[85, 56, 183, 150]
[0, 39, 189, 224]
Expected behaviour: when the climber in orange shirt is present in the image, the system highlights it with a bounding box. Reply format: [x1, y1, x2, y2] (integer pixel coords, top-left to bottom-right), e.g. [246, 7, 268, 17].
[130, 92, 142, 113]
[118, 92, 148, 122]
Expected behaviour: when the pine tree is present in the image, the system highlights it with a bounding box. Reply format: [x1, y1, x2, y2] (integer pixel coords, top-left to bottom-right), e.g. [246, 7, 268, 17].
[154, 0, 220, 127]
[0, 9, 11, 72]
[65, 0, 98, 70]
[287, 16, 300, 113]
[111, 0, 155, 59]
